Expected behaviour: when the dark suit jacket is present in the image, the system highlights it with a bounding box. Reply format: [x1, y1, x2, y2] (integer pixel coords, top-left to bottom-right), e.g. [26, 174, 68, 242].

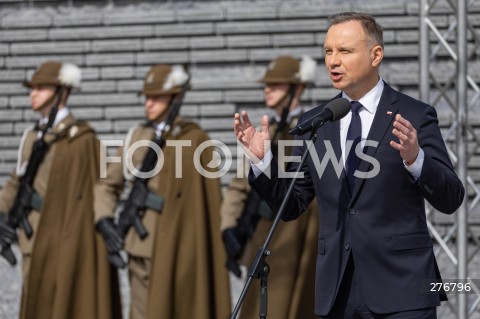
[249, 82, 464, 315]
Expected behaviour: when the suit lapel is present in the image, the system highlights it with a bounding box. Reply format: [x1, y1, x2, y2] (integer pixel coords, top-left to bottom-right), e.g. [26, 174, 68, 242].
[350, 84, 399, 202]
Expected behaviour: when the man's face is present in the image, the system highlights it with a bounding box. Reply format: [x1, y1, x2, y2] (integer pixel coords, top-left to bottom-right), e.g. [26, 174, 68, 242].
[145, 94, 172, 123]
[264, 83, 290, 109]
[30, 85, 56, 111]
[324, 20, 382, 100]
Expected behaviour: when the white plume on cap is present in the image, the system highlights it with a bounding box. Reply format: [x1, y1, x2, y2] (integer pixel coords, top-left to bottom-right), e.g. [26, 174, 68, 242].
[163, 65, 189, 90]
[299, 55, 317, 83]
[58, 63, 81, 88]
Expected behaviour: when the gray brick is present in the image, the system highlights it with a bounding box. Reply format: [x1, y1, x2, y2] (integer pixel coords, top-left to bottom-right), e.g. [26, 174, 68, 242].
[86, 53, 135, 66]
[273, 33, 315, 47]
[0, 70, 25, 82]
[53, 10, 103, 27]
[226, 35, 271, 48]
[49, 26, 153, 40]
[2, 10, 51, 28]
[101, 67, 135, 80]
[98, 133, 125, 142]
[134, 66, 151, 79]
[406, 2, 456, 15]
[279, 3, 350, 19]
[209, 131, 237, 144]
[89, 120, 113, 133]
[104, 9, 175, 25]
[311, 88, 342, 101]
[200, 104, 236, 117]
[226, 6, 277, 20]
[6, 55, 84, 69]
[383, 30, 396, 43]
[376, 16, 448, 29]
[14, 122, 34, 135]
[81, 81, 116, 93]
[117, 80, 142, 93]
[315, 33, 326, 45]
[191, 49, 247, 63]
[81, 68, 100, 81]
[0, 122, 13, 134]
[183, 91, 223, 104]
[114, 120, 142, 133]
[199, 118, 233, 131]
[23, 109, 37, 121]
[68, 93, 139, 107]
[0, 83, 26, 95]
[10, 41, 90, 55]
[71, 107, 104, 120]
[9, 96, 29, 109]
[0, 109, 22, 122]
[250, 47, 323, 62]
[155, 23, 214, 36]
[385, 44, 419, 58]
[217, 19, 326, 35]
[177, 7, 224, 22]
[0, 149, 21, 162]
[137, 51, 189, 65]
[92, 39, 142, 52]
[105, 106, 144, 120]
[0, 162, 16, 174]
[192, 80, 259, 90]
[144, 38, 189, 51]
[0, 44, 8, 55]
[225, 90, 263, 103]
[351, 3, 406, 15]
[0, 97, 9, 108]
[0, 29, 48, 42]
[190, 36, 225, 49]
[179, 104, 199, 118]
[0, 135, 21, 148]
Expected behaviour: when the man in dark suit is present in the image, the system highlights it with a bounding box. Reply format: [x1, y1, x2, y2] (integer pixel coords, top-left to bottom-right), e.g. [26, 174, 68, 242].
[234, 12, 464, 318]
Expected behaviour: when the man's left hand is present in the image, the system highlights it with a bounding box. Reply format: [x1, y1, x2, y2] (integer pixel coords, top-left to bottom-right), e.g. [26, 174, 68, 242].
[390, 114, 419, 165]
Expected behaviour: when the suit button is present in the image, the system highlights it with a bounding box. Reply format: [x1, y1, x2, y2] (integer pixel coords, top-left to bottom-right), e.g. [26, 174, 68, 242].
[344, 244, 351, 251]
[348, 209, 356, 215]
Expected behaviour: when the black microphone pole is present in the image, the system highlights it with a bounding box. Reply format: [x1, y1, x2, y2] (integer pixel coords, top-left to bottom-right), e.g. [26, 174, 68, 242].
[230, 126, 320, 319]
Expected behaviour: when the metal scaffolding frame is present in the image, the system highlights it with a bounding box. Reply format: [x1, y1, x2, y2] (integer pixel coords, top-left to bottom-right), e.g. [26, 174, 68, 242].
[420, 0, 480, 318]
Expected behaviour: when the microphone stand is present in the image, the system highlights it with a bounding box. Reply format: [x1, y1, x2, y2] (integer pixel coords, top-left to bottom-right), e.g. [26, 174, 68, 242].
[230, 123, 321, 319]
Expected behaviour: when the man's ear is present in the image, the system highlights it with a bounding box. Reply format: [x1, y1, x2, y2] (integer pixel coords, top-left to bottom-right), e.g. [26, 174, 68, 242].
[371, 45, 383, 67]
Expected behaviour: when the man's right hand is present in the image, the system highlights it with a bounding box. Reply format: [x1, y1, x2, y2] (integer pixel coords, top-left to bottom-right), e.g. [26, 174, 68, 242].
[96, 217, 126, 268]
[234, 112, 271, 162]
[0, 214, 17, 249]
[222, 227, 247, 278]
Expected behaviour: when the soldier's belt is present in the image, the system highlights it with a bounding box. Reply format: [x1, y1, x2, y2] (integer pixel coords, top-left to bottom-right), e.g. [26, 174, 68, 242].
[145, 192, 164, 212]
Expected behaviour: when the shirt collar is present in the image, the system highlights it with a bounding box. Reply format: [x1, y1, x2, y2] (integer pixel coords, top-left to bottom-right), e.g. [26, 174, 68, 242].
[342, 78, 384, 114]
[39, 107, 70, 127]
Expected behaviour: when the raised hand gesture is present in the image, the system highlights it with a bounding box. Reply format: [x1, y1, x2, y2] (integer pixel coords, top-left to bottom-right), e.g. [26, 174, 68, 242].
[234, 111, 271, 161]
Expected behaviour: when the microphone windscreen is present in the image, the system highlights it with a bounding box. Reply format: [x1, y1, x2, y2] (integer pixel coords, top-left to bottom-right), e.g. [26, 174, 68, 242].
[325, 98, 351, 122]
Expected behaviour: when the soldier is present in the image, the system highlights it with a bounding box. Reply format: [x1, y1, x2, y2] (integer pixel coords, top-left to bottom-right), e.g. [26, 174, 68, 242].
[0, 61, 121, 319]
[221, 55, 319, 319]
[94, 64, 231, 319]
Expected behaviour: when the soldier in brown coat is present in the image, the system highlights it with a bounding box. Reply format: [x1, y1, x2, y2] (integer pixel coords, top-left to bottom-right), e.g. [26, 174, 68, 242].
[94, 64, 231, 319]
[221, 55, 319, 319]
[0, 61, 121, 319]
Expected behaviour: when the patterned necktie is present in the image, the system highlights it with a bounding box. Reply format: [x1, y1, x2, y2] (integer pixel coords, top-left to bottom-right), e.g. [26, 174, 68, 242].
[346, 101, 363, 192]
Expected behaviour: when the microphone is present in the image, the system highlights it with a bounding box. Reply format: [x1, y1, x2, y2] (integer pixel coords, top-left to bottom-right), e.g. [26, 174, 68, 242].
[288, 98, 351, 135]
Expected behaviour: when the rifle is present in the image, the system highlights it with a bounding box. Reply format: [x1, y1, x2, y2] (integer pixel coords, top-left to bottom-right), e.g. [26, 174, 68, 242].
[1, 104, 60, 266]
[116, 71, 190, 240]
